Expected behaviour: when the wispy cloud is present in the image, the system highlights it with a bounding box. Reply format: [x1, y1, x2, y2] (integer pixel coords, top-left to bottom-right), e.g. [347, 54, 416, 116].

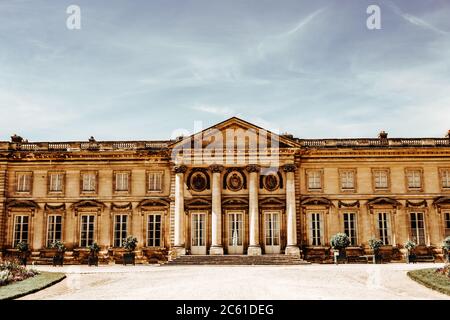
[191, 105, 236, 117]
[387, 2, 449, 35]
[281, 7, 328, 37]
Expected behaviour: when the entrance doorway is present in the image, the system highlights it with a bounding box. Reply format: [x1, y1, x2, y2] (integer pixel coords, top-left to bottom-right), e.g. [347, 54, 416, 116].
[264, 211, 281, 254]
[227, 211, 244, 254]
[191, 212, 207, 255]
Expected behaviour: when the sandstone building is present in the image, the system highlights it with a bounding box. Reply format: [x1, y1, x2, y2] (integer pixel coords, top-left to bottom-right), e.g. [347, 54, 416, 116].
[0, 117, 449, 263]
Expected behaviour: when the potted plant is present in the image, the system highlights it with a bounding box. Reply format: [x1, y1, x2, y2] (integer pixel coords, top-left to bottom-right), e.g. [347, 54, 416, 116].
[122, 236, 137, 266]
[16, 242, 29, 266]
[49, 241, 66, 266]
[442, 236, 450, 263]
[88, 242, 100, 266]
[368, 238, 383, 264]
[330, 233, 350, 264]
[404, 240, 417, 264]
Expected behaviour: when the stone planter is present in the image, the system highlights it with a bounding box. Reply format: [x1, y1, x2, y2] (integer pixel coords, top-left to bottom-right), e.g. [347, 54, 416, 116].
[52, 251, 65, 266]
[88, 253, 99, 266]
[406, 252, 416, 264]
[123, 252, 135, 266]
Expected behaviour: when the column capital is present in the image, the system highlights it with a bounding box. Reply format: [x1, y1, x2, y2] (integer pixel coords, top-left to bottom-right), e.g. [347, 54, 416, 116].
[209, 164, 224, 173]
[283, 164, 297, 172]
[245, 164, 261, 173]
[174, 165, 187, 174]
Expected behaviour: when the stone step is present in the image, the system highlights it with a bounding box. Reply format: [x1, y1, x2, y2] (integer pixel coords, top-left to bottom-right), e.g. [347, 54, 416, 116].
[167, 254, 310, 265]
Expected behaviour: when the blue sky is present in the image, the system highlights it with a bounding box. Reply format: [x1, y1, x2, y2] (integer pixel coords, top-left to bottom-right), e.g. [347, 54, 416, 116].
[0, 0, 449, 141]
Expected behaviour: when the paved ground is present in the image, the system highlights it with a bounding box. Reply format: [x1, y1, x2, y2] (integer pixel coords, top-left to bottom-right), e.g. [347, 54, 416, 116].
[20, 263, 449, 300]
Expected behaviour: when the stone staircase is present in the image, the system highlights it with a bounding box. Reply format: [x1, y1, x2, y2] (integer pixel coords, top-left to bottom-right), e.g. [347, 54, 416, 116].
[166, 254, 310, 265]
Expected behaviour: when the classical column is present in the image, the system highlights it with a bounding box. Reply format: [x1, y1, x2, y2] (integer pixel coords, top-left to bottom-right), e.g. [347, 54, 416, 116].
[284, 164, 300, 256]
[174, 165, 187, 256]
[209, 165, 224, 255]
[246, 164, 261, 255]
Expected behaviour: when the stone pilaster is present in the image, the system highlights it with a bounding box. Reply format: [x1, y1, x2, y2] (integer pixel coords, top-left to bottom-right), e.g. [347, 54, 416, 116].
[209, 165, 224, 255]
[246, 165, 261, 255]
[283, 164, 300, 256]
[173, 165, 187, 256]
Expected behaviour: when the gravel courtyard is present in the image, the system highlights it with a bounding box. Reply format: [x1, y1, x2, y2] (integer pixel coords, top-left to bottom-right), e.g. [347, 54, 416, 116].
[20, 263, 449, 300]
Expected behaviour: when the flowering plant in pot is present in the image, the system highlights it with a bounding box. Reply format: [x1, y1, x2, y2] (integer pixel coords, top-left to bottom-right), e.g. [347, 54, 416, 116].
[330, 233, 350, 264]
[122, 236, 137, 265]
[15, 241, 29, 266]
[49, 241, 66, 266]
[88, 242, 100, 266]
[368, 238, 383, 264]
[442, 236, 450, 263]
[404, 240, 417, 264]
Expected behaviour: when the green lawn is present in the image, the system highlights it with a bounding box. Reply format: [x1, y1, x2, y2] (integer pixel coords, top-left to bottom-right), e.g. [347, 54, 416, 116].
[0, 271, 66, 300]
[408, 268, 450, 296]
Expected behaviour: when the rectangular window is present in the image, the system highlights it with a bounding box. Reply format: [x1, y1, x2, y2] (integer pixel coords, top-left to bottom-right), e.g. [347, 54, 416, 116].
[445, 212, 450, 237]
[373, 169, 389, 190]
[410, 212, 426, 245]
[47, 215, 62, 246]
[114, 215, 128, 247]
[343, 213, 357, 246]
[340, 170, 355, 190]
[148, 171, 163, 192]
[81, 172, 97, 192]
[16, 172, 32, 193]
[115, 172, 129, 192]
[377, 212, 390, 245]
[309, 213, 323, 246]
[406, 169, 422, 190]
[307, 170, 322, 190]
[441, 169, 450, 189]
[147, 214, 162, 247]
[80, 215, 95, 247]
[13, 215, 29, 246]
[49, 172, 64, 192]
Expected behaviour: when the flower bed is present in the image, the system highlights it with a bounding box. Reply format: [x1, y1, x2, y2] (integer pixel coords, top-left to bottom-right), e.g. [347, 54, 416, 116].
[0, 260, 39, 287]
[407, 263, 450, 296]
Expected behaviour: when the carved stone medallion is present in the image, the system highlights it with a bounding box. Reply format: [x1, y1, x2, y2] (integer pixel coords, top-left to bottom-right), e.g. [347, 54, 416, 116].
[227, 172, 243, 191]
[264, 174, 279, 191]
[191, 172, 207, 192]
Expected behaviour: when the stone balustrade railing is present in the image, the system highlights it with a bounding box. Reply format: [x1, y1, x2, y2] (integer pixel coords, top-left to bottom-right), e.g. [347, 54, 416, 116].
[299, 138, 450, 148]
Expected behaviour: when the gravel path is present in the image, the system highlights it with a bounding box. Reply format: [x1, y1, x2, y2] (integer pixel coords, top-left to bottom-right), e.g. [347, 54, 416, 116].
[20, 263, 449, 300]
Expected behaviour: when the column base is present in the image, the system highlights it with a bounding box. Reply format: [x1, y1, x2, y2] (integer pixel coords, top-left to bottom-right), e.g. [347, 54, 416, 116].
[209, 246, 224, 255]
[173, 246, 186, 257]
[247, 245, 262, 256]
[285, 245, 300, 256]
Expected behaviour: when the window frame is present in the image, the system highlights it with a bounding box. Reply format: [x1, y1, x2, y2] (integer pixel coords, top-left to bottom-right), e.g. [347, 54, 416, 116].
[79, 214, 96, 247]
[146, 170, 164, 193]
[15, 171, 33, 194]
[371, 168, 390, 192]
[338, 168, 357, 193]
[46, 214, 63, 247]
[146, 212, 163, 247]
[113, 213, 129, 248]
[444, 211, 450, 238]
[405, 168, 423, 192]
[305, 169, 323, 192]
[376, 211, 391, 245]
[47, 171, 65, 194]
[308, 212, 324, 246]
[80, 171, 99, 195]
[409, 211, 426, 246]
[343, 211, 358, 246]
[13, 214, 30, 247]
[113, 171, 131, 193]
[439, 168, 450, 191]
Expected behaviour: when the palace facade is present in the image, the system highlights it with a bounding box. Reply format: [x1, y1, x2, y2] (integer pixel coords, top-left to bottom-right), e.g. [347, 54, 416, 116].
[0, 117, 450, 263]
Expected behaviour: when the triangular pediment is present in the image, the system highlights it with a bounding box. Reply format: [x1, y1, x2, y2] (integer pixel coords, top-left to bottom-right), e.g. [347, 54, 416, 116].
[170, 117, 300, 150]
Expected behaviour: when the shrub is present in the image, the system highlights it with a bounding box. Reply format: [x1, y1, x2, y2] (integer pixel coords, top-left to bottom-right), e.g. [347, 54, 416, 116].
[404, 240, 417, 251]
[368, 238, 383, 251]
[442, 237, 450, 252]
[435, 264, 450, 278]
[122, 236, 138, 252]
[49, 241, 66, 252]
[89, 242, 100, 253]
[16, 241, 29, 253]
[330, 233, 350, 250]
